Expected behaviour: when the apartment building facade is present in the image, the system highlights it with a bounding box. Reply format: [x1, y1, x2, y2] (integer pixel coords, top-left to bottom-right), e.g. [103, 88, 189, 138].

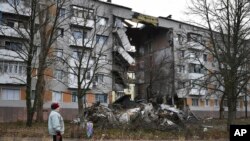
[0, 0, 136, 122]
[158, 17, 250, 118]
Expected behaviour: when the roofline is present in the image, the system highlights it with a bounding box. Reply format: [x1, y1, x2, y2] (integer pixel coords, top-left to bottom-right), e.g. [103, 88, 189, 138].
[97, 0, 132, 10]
[158, 16, 209, 31]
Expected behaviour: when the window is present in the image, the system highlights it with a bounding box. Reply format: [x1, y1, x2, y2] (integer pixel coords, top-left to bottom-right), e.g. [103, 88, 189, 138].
[59, 8, 66, 18]
[54, 70, 63, 80]
[187, 33, 202, 43]
[57, 28, 64, 37]
[177, 34, 184, 45]
[52, 91, 63, 102]
[178, 65, 185, 73]
[203, 54, 207, 62]
[179, 50, 185, 58]
[72, 91, 78, 102]
[0, 61, 26, 75]
[97, 16, 108, 26]
[192, 98, 199, 106]
[72, 31, 83, 39]
[31, 90, 36, 100]
[6, 19, 24, 28]
[214, 99, 218, 107]
[189, 64, 204, 73]
[85, 69, 91, 80]
[223, 100, 228, 107]
[95, 94, 107, 103]
[5, 41, 22, 51]
[7, 0, 20, 5]
[100, 55, 107, 62]
[72, 6, 94, 19]
[179, 24, 182, 29]
[7, 20, 15, 27]
[95, 74, 104, 83]
[1, 88, 20, 100]
[178, 81, 186, 89]
[55, 49, 63, 58]
[0, 12, 2, 25]
[73, 51, 82, 59]
[114, 17, 123, 28]
[71, 91, 85, 103]
[205, 99, 209, 106]
[96, 35, 108, 45]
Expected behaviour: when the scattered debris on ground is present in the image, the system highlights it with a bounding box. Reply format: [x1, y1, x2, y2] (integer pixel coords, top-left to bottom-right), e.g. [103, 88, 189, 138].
[73, 96, 201, 131]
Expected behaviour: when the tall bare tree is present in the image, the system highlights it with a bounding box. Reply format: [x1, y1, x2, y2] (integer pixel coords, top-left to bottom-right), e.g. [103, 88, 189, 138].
[187, 0, 250, 129]
[35, 0, 70, 122]
[60, 0, 113, 123]
[0, 0, 69, 125]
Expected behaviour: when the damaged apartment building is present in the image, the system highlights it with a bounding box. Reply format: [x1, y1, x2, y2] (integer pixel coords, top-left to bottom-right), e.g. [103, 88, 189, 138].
[0, 0, 136, 121]
[0, 0, 249, 122]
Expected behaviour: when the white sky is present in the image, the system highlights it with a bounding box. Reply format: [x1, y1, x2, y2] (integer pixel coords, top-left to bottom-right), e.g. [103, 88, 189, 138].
[111, 0, 190, 21]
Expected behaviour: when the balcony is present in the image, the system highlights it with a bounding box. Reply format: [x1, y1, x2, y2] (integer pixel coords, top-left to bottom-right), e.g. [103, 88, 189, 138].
[0, 73, 26, 84]
[186, 41, 204, 50]
[0, 2, 30, 16]
[0, 25, 28, 38]
[189, 88, 206, 96]
[188, 73, 204, 79]
[70, 17, 94, 28]
[69, 37, 92, 47]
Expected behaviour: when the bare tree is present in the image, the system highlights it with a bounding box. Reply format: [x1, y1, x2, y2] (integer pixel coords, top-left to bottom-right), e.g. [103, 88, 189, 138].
[59, 0, 113, 123]
[187, 0, 250, 129]
[0, 0, 69, 125]
[35, 0, 70, 122]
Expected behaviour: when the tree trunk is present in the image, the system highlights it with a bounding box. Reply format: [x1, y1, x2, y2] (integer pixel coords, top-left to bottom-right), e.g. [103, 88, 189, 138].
[78, 95, 84, 122]
[26, 66, 34, 126]
[245, 94, 248, 118]
[219, 94, 225, 119]
[35, 64, 46, 122]
[227, 92, 236, 130]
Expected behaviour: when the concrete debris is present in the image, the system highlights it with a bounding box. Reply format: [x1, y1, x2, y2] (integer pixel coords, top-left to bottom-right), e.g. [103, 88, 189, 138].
[74, 102, 199, 131]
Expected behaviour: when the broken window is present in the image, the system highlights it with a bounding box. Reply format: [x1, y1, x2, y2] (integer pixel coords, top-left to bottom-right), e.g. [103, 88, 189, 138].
[114, 17, 123, 28]
[97, 16, 108, 26]
[187, 33, 202, 43]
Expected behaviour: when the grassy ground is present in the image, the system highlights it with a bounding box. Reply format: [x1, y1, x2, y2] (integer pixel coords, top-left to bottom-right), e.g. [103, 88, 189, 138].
[0, 118, 249, 140]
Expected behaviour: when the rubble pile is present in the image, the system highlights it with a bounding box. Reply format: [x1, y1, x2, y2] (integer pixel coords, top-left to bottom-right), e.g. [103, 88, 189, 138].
[80, 99, 198, 131]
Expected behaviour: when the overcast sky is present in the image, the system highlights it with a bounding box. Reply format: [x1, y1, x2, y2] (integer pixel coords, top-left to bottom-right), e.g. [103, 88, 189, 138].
[111, 0, 190, 21]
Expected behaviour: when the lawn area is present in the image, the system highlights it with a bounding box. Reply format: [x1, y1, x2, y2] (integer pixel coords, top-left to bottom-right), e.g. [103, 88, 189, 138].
[0, 118, 249, 140]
